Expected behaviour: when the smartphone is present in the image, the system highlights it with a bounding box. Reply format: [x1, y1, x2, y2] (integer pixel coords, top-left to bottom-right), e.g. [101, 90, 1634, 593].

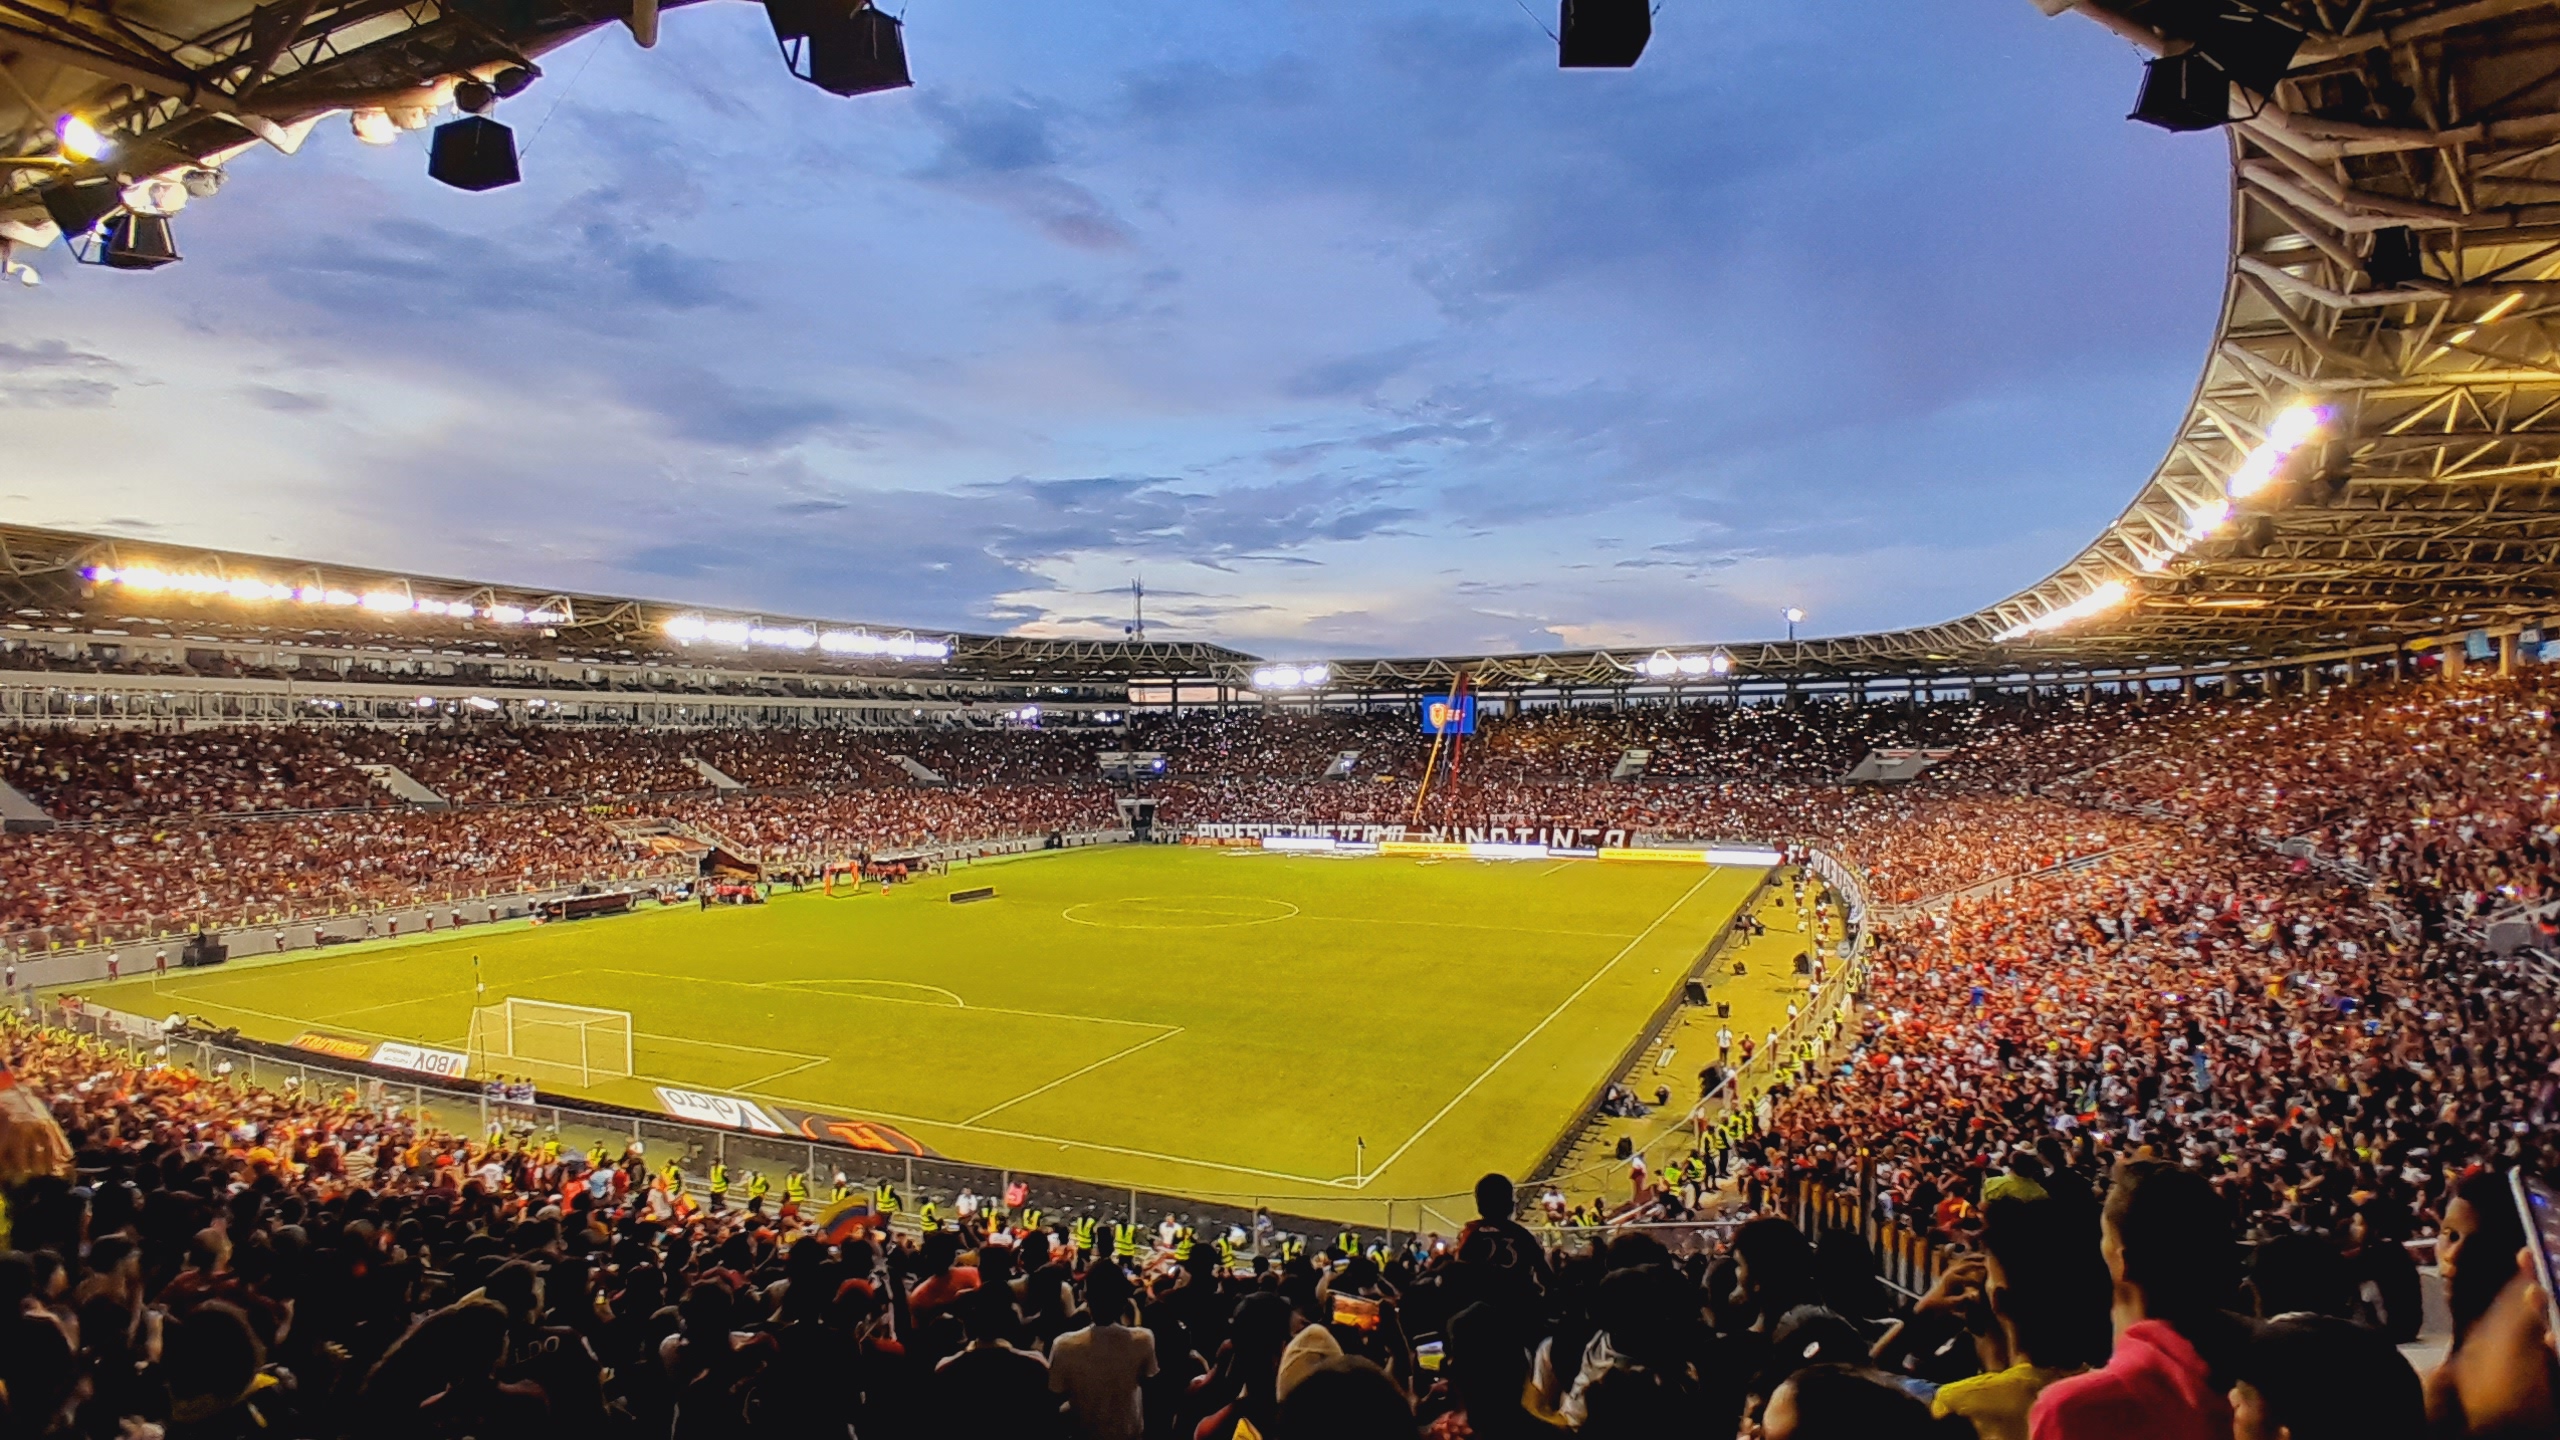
[1415, 1340, 1444, 1372]
[1330, 1293, 1381, 1331]
[2510, 1170, 2560, 1342]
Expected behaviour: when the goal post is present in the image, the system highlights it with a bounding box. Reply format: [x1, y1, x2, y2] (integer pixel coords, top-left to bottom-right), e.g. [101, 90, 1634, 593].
[468, 998, 635, 1087]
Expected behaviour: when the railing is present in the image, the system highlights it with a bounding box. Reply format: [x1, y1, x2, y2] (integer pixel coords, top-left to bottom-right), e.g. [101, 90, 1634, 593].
[26, 1001, 1434, 1250]
[1789, 1175, 1951, 1303]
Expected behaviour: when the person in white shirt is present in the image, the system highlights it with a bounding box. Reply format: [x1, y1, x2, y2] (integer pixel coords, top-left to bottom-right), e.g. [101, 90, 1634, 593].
[1050, 1264, 1157, 1440]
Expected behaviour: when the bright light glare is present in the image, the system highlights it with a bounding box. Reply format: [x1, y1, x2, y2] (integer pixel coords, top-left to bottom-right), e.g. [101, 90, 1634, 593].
[56, 115, 109, 161]
[663, 614, 949, 661]
[85, 565, 564, 625]
[1642, 650, 1735, 679]
[1250, 663, 1330, 690]
[1995, 579, 2130, 642]
[350, 109, 399, 145]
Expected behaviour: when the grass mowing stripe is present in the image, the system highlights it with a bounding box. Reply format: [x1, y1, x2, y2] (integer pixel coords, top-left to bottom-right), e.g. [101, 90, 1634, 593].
[1359, 868, 1718, 1186]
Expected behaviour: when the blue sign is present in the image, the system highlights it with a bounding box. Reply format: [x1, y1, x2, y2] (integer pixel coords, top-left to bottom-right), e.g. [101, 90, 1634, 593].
[1420, 694, 1476, 735]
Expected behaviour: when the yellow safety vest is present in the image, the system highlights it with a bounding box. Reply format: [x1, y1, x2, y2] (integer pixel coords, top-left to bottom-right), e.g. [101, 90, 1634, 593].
[1074, 1217, 1096, 1252]
[709, 1164, 728, 1195]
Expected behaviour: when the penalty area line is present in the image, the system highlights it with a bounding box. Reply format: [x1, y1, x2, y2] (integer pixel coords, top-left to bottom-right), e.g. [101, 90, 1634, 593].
[1357, 868, 1720, 1188]
[742, 1079, 1342, 1190]
[959, 1026, 1185, 1127]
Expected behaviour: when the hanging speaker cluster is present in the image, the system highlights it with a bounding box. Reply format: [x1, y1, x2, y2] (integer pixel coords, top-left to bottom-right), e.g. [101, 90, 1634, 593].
[1559, 0, 1650, 67]
[427, 67, 534, 191]
[765, 0, 911, 97]
[2128, 1, 2305, 132]
[35, 176, 185, 272]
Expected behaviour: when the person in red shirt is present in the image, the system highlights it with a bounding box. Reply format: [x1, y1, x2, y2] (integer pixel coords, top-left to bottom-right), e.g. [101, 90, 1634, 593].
[2031, 1160, 2245, 1440]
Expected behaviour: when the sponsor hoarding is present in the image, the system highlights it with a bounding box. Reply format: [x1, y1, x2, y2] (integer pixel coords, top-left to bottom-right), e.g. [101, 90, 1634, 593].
[655, 1086, 787, 1135]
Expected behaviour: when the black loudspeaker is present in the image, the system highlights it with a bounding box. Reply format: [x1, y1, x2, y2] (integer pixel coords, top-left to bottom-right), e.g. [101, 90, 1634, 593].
[1682, 979, 1709, 1005]
[1559, 0, 1650, 67]
[2186, 4, 2303, 95]
[2367, 226, 2423, 286]
[39, 178, 124, 241]
[428, 115, 521, 191]
[2230, 513, 2278, 557]
[2130, 51, 2228, 131]
[101, 213, 180, 270]
[1716, 1000, 1731, 1018]
[181, 935, 229, 967]
[804, 5, 910, 96]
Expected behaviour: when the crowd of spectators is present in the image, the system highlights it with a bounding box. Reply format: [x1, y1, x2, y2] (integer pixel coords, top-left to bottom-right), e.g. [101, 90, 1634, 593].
[0, 731, 383, 819]
[5, 671, 2560, 1438]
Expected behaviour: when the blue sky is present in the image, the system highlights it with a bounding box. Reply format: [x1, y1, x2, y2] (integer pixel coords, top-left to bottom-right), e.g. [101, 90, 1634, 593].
[0, 0, 2228, 656]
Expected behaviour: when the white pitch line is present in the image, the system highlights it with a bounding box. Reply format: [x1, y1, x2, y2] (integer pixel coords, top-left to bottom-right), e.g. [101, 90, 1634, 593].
[633, 1029, 825, 1061]
[960, 1027, 1186, 1127]
[733, 1055, 829, 1091]
[1358, 869, 1719, 1187]
[742, 1081, 1342, 1189]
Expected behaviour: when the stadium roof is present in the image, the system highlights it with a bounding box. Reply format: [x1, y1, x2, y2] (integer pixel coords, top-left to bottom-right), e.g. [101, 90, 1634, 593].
[12, 0, 2560, 695]
[0, 522, 1256, 684]
[0, 0, 665, 249]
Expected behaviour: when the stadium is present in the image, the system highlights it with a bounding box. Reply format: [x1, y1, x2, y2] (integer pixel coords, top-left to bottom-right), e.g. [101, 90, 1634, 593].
[6, 1, 2560, 1439]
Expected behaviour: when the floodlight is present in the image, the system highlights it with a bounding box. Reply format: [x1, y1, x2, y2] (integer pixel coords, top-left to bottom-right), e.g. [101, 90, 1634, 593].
[1782, 607, 1806, 624]
[351, 109, 399, 145]
[55, 115, 109, 161]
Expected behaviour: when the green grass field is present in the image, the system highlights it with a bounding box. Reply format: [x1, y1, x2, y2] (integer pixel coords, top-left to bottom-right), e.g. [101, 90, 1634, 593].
[77, 845, 1760, 1215]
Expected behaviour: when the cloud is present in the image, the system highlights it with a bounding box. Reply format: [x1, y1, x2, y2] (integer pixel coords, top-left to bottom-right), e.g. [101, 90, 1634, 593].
[0, 340, 126, 409]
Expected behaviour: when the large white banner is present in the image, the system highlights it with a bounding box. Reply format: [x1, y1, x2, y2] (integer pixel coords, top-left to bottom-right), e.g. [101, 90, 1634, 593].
[655, 1086, 787, 1135]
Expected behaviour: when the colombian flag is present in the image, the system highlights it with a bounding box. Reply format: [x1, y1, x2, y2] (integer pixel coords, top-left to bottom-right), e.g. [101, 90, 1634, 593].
[812, 1195, 878, 1243]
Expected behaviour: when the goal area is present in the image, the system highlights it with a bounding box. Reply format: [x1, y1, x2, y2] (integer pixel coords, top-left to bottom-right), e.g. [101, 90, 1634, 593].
[468, 998, 635, 1087]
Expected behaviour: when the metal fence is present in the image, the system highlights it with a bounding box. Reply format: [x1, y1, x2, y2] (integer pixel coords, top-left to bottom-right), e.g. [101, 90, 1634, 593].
[35, 1001, 1472, 1248]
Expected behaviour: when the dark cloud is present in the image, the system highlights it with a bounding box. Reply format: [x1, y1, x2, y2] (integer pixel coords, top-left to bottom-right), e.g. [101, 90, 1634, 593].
[241, 384, 328, 413]
[0, 339, 125, 409]
[969, 473, 1421, 564]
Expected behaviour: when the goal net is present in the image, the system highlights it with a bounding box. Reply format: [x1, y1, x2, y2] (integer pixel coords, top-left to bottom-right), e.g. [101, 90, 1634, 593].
[468, 998, 635, 1087]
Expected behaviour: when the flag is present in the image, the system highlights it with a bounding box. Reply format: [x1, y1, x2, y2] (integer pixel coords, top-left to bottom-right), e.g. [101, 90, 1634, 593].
[812, 1194, 878, 1243]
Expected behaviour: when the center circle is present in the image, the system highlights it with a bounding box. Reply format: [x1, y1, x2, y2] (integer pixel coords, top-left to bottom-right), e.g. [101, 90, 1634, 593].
[1062, 896, 1301, 930]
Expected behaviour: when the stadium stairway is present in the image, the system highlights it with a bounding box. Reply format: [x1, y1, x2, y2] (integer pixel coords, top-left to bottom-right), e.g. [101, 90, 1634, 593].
[682, 757, 748, 791]
[1548, 886, 1845, 1217]
[353, 762, 446, 808]
[0, 776, 55, 832]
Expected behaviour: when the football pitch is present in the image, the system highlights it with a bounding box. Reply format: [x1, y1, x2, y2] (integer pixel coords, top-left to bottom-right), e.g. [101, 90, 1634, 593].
[79, 845, 1762, 1215]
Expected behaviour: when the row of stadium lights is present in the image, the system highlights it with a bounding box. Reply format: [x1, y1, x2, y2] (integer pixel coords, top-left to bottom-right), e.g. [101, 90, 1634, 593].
[661, 616, 951, 662]
[1993, 400, 2331, 643]
[84, 565, 568, 625]
[82, 564, 950, 662]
